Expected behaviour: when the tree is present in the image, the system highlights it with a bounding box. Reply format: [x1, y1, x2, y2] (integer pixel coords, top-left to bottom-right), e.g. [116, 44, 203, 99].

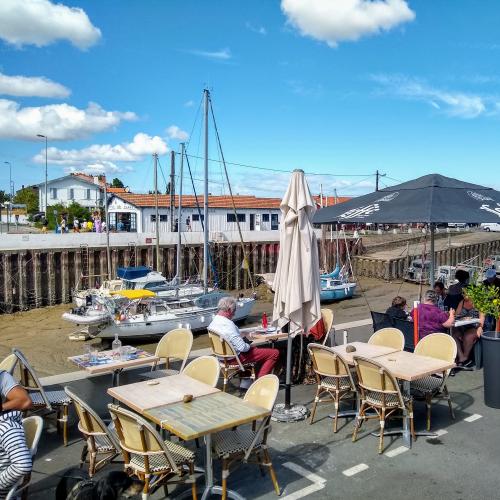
[111, 178, 124, 188]
[13, 187, 39, 214]
[43, 202, 92, 230]
[0, 190, 11, 204]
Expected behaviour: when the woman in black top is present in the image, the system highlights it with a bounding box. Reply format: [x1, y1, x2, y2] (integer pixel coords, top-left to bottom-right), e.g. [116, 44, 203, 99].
[386, 296, 410, 321]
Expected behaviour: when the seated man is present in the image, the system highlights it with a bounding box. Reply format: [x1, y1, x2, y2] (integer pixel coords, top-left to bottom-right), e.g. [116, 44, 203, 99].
[0, 370, 33, 499]
[209, 297, 279, 379]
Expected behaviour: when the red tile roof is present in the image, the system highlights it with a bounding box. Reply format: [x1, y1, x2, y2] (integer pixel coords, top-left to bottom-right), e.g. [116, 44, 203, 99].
[71, 173, 107, 187]
[313, 195, 351, 206]
[107, 186, 129, 194]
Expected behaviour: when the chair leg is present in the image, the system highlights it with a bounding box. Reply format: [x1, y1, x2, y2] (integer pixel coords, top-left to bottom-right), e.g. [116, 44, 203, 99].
[221, 458, 228, 500]
[189, 462, 198, 500]
[79, 443, 88, 468]
[443, 384, 455, 420]
[263, 449, 280, 496]
[333, 393, 340, 433]
[256, 451, 266, 477]
[352, 402, 365, 443]
[309, 386, 321, 425]
[89, 451, 97, 477]
[425, 394, 432, 431]
[378, 408, 386, 454]
[142, 475, 150, 500]
[223, 371, 228, 393]
[409, 402, 416, 441]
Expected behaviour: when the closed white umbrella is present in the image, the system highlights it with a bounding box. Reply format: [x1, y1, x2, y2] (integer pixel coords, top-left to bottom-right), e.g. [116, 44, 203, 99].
[272, 169, 322, 421]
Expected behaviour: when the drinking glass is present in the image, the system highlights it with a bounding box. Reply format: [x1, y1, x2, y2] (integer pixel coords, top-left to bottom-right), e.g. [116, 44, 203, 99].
[90, 347, 99, 365]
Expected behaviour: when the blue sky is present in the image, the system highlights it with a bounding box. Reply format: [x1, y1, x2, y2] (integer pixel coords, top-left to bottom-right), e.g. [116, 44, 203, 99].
[1, 0, 500, 200]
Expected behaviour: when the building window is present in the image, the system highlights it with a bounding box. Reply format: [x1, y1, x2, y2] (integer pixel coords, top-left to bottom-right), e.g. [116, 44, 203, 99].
[262, 214, 270, 222]
[227, 213, 246, 223]
[86, 188, 91, 200]
[192, 214, 204, 222]
[151, 214, 168, 222]
[68, 188, 74, 200]
[271, 214, 279, 230]
[50, 188, 57, 199]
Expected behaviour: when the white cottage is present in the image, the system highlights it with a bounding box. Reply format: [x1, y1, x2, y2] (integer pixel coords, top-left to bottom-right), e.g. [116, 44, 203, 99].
[37, 173, 105, 211]
[107, 193, 283, 233]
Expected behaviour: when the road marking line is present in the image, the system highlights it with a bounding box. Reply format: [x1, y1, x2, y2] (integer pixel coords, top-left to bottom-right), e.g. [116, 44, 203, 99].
[281, 462, 326, 500]
[464, 413, 482, 422]
[342, 463, 369, 477]
[434, 429, 448, 436]
[385, 446, 408, 458]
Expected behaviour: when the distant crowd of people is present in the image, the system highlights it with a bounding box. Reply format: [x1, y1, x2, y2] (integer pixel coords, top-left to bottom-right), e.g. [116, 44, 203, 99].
[386, 268, 500, 368]
[41, 213, 106, 234]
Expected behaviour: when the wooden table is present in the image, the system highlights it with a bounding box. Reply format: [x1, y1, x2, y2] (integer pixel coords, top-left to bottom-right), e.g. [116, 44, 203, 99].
[239, 327, 289, 347]
[454, 317, 480, 328]
[107, 374, 220, 414]
[332, 341, 400, 365]
[144, 391, 270, 500]
[68, 348, 159, 386]
[370, 350, 455, 448]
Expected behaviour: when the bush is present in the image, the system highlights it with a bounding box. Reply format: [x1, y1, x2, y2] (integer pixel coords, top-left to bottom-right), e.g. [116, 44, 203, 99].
[44, 202, 93, 230]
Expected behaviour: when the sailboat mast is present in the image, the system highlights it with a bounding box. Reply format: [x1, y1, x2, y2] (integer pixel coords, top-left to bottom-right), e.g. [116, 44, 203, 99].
[203, 89, 209, 293]
[176, 143, 185, 283]
[153, 153, 160, 271]
[104, 181, 111, 280]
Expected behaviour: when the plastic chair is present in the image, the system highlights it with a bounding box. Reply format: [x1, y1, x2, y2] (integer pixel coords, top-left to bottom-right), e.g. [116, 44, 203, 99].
[5, 416, 43, 500]
[411, 333, 457, 430]
[182, 356, 220, 388]
[320, 309, 335, 345]
[141, 328, 193, 380]
[64, 386, 120, 477]
[108, 404, 197, 499]
[208, 330, 256, 392]
[368, 328, 405, 351]
[307, 343, 357, 432]
[0, 353, 18, 374]
[13, 349, 72, 446]
[352, 356, 415, 454]
[212, 375, 280, 498]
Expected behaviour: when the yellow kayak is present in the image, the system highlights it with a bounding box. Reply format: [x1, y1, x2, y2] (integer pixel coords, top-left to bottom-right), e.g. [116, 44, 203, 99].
[109, 289, 156, 299]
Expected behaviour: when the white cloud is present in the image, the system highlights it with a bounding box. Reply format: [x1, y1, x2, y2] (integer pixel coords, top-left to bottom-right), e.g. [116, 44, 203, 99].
[0, 72, 70, 98]
[0, 99, 136, 141]
[371, 74, 490, 118]
[64, 161, 132, 175]
[0, 0, 101, 50]
[184, 100, 195, 107]
[281, 0, 415, 47]
[33, 133, 168, 165]
[287, 80, 323, 97]
[246, 22, 267, 35]
[166, 125, 189, 141]
[186, 48, 232, 60]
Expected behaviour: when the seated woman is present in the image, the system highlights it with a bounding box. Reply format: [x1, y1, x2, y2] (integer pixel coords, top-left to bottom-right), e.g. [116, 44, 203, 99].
[433, 281, 447, 311]
[386, 296, 410, 321]
[452, 295, 485, 367]
[411, 290, 455, 339]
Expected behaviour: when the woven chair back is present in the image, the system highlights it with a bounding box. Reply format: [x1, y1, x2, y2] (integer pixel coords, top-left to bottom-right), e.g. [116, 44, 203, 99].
[321, 309, 334, 335]
[414, 332, 457, 363]
[244, 374, 279, 411]
[65, 386, 109, 437]
[22, 416, 43, 455]
[155, 328, 193, 371]
[0, 353, 17, 374]
[368, 328, 405, 350]
[354, 356, 399, 393]
[308, 343, 349, 378]
[208, 330, 237, 358]
[182, 355, 220, 387]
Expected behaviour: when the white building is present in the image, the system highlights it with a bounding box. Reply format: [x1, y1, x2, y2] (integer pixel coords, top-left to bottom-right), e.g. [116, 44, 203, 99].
[37, 173, 105, 211]
[107, 193, 283, 233]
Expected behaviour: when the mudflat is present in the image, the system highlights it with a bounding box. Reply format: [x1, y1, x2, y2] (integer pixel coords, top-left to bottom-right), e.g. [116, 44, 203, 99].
[0, 278, 422, 377]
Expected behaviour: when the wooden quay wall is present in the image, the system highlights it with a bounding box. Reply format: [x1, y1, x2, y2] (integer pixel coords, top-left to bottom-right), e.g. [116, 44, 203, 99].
[0, 238, 361, 313]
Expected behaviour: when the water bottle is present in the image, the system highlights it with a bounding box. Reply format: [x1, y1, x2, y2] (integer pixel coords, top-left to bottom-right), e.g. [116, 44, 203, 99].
[112, 333, 122, 360]
[262, 312, 268, 329]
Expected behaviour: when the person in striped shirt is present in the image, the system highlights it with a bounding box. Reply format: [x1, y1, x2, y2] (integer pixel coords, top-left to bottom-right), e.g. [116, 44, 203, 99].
[0, 370, 32, 499]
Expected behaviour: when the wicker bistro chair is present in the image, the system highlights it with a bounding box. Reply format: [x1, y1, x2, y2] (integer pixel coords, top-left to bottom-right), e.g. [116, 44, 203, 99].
[12, 349, 72, 446]
[368, 328, 405, 351]
[64, 386, 120, 477]
[352, 356, 415, 454]
[307, 343, 357, 432]
[320, 309, 335, 345]
[208, 330, 256, 392]
[212, 375, 280, 498]
[108, 404, 197, 500]
[141, 328, 193, 380]
[0, 353, 18, 374]
[182, 356, 220, 388]
[411, 333, 457, 431]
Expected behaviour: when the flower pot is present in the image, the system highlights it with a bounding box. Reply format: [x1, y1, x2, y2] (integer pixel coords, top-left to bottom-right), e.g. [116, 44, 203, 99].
[482, 330, 500, 408]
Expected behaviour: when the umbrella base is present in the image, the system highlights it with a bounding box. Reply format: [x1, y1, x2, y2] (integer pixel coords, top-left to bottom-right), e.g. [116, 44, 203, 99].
[271, 403, 309, 422]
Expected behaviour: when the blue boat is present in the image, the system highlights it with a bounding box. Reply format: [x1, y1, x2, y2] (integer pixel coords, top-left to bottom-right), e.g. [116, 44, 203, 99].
[320, 264, 357, 302]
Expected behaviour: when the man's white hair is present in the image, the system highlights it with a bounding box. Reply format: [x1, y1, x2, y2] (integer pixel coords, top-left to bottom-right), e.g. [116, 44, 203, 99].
[217, 296, 237, 313]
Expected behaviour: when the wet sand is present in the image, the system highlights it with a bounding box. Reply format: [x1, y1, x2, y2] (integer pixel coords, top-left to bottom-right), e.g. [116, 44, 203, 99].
[0, 278, 422, 377]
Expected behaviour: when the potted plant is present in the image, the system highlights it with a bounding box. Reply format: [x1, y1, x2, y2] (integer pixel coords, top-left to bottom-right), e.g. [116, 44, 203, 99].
[464, 283, 500, 333]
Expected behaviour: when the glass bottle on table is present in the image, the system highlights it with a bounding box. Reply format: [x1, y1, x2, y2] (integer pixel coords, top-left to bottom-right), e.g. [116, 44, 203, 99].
[112, 333, 122, 360]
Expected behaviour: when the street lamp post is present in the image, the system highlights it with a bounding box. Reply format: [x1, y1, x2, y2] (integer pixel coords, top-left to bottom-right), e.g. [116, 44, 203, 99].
[37, 134, 48, 213]
[4, 161, 12, 225]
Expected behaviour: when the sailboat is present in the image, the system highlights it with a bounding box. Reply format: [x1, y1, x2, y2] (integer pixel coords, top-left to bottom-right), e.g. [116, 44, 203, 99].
[63, 89, 256, 338]
[320, 226, 356, 302]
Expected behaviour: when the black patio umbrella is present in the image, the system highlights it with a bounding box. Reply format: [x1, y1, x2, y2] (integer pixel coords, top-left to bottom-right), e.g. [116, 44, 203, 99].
[313, 174, 500, 284]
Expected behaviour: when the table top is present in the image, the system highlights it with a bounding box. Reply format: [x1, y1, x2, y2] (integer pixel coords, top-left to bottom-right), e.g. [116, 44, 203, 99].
[68, 348, 159, 375]
[107, 373, 220, 413]
[373, 350, 455, 381]
[144, 391, 270, 441]
[454, 317, 480, 328]
[332, 341, 400, 365]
